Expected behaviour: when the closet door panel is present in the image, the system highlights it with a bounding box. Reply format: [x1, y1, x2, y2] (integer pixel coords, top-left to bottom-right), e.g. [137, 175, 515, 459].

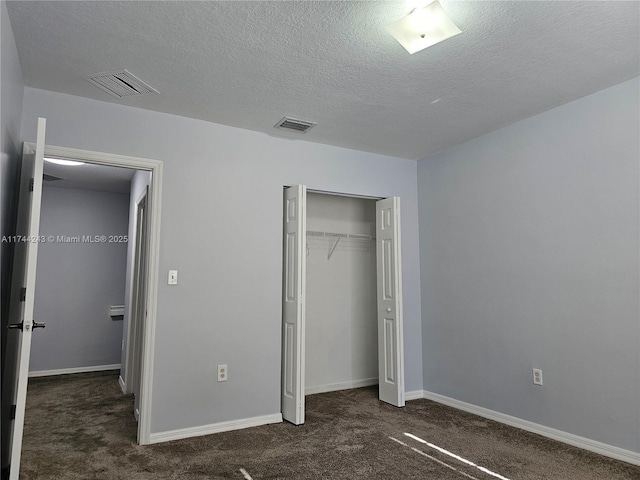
[376, 196, 405, 407]
[282, 185, 307, 425]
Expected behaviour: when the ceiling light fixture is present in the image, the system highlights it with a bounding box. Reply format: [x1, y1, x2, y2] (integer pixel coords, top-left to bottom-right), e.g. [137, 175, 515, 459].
[386, 0, 461, 54]
[44, 157, 85, 166]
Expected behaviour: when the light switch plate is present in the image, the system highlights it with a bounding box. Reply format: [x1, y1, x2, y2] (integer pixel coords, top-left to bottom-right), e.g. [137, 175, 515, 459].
[168, 270, 178, 285]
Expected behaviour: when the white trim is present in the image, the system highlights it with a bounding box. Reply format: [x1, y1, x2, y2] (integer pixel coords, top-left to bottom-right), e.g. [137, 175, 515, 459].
[28, 364, 121, 378]
[306, 188, 383, 201]
[138, 152, 162, 445]
[305, 378, 378, 395]
[404, 390, 424, 401]
[42, 144, 163, 171]
[148, 414, 283, 445]
[118, 375, 126, 394]
[420, 390, 640, 466]
[35, 143, 163, 446]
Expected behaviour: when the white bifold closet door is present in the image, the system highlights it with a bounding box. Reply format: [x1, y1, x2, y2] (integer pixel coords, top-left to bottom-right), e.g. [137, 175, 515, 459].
[376, 196, 405, 407]
[282, 185, 307, 425]
[282, 186, 404, 426]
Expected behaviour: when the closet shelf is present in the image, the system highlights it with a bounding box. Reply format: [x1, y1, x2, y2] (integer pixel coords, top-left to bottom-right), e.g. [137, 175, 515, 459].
[306, 230, 375, 241]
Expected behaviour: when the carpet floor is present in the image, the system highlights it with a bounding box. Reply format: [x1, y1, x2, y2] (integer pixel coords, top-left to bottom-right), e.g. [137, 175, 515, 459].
[19, 371, 640, 479]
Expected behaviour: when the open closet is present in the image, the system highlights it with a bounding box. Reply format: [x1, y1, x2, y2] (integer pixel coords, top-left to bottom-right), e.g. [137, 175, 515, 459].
[305, 192, 378, 395]
[282, 185, 405, 426]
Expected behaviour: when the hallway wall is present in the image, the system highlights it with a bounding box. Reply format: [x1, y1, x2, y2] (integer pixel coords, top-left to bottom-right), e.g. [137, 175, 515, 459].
[30, 185, 130, 372]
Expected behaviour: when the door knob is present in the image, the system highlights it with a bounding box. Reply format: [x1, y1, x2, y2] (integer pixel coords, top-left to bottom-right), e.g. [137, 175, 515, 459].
[386, 307, 392, 313]
[7, 321, 45, 330]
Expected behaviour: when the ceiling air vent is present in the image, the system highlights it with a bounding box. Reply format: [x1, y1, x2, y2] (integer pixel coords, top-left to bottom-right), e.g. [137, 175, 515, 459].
[274, 117, 316, 134]
[84, 69, 159, 98]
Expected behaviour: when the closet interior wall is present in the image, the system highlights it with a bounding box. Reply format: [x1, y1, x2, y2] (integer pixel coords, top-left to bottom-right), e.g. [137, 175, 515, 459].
[305, 193, 378, 395]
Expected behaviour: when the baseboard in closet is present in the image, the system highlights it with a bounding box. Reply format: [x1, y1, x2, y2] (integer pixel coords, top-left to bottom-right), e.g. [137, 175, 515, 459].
[305, 377, 378, 395]
[404, 390, 424, 401]
[28, 363, 121, 378]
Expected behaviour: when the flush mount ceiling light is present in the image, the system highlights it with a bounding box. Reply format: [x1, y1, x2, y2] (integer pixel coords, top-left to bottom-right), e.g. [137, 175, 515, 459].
[44, 157, 85, 166]
[386, 0, 462, 54]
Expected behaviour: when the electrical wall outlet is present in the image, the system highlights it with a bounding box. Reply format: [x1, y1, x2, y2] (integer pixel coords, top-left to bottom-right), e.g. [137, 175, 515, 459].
[217, 364, 228, 382]
[532, 368, 543, 386]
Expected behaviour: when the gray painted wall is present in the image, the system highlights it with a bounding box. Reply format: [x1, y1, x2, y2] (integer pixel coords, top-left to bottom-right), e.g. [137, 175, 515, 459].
[1, 0, 24, 329]
[20, 87, 422, 434]
[1, 0, 25, 469]
[418, 77, 639, 453]
[121, 169, 151, 388]
[30, 185, 130, 372]
[306, 193, 377, 392]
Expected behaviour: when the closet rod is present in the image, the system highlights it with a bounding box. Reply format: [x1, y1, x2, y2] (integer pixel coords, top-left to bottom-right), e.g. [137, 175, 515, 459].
[306, 230, 375, 241]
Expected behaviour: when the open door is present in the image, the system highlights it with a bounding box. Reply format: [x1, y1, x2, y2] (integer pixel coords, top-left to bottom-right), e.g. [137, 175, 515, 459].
[130, 188, 149, 421]
[2, 118, 46, 480]
[376, 196, 405, 407]
[281, 185, 306, 425]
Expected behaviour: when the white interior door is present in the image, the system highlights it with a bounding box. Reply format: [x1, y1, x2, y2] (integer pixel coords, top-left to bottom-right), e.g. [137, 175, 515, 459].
[5, 118, 46, 480]
[281, 185, 306, 425]
[130, 188, 148, 421]
[376, 196, 405, 407]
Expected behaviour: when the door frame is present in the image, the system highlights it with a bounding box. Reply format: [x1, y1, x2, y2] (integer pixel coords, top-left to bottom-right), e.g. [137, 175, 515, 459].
[35, 143, 163, 445]
[280, 186, 405, 422]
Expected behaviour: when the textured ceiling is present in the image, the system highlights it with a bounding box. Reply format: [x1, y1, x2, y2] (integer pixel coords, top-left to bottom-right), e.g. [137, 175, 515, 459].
[7, 1, 640, 160]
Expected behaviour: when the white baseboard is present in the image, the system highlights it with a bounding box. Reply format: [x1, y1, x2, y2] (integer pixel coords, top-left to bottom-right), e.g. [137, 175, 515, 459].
[306, 377, 378, 395]
[420, 390, 640, 466]
[404, 390, 424, 401]
[118, 375, 126, 394]
[149, 413, 282, 444]
[29, 364, 121, 378]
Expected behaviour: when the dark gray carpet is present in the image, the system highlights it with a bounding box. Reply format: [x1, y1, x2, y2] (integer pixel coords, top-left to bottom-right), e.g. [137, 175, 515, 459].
[20, 371, 640, 479]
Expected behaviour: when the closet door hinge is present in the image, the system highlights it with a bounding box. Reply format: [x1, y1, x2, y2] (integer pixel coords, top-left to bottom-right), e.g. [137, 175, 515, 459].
[29, 178, 34, 192]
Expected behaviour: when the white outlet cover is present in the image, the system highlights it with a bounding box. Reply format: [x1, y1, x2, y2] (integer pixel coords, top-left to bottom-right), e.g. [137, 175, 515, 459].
[217, 364, 228, 382]
[532, 368, 543, 385]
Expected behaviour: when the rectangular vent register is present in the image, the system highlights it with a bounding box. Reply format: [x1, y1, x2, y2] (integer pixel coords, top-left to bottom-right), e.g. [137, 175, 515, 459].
[85, 69, 159, 98]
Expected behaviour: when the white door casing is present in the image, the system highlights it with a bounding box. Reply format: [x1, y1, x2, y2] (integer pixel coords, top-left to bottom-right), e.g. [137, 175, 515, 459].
[376, 196, 405, 407]
[36, 143, 163, 445]
[281, 185, 307, 425]
[6, 118, 46, 480]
